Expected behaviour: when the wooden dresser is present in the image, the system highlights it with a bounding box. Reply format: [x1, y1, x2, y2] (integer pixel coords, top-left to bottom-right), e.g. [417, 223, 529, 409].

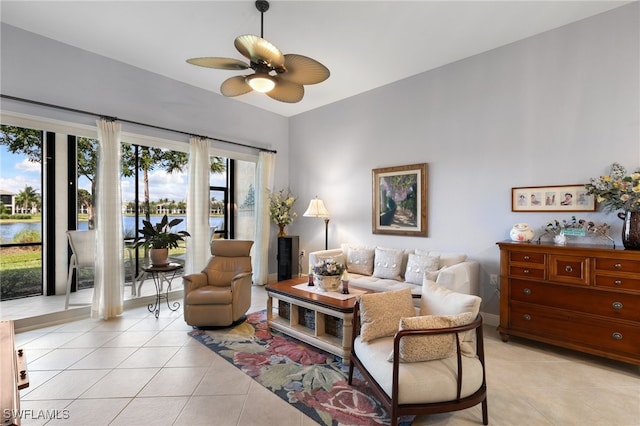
[497, 241, 640, 365]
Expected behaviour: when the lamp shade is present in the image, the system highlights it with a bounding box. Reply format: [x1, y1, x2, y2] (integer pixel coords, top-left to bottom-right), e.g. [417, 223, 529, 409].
[303, 198, 330, 218]
[246, 74, 276, 93]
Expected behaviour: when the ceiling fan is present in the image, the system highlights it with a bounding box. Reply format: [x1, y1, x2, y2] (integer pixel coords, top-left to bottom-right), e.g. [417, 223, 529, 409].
[186, 0, 330, 103]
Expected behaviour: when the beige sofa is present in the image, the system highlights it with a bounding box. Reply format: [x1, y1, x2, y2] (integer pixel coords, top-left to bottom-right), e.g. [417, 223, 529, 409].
[308, 244, 479, 297]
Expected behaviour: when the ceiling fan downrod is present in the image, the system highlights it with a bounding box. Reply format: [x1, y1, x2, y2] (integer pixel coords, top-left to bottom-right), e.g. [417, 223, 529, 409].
[255, 1, 269, 38]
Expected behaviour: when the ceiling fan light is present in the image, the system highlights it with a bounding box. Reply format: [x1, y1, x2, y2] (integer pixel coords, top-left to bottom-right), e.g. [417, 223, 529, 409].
[246, 74, 276, 93]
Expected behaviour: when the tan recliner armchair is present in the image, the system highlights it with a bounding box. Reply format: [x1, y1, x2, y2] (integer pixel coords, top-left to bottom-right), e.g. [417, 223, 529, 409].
[183, 240, 254, 327]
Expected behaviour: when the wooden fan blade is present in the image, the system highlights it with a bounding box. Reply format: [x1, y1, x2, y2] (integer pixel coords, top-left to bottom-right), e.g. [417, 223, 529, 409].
[234, 34, 285, 68]
[280, 54, 330, 85]
[186, 57, 249, 70]
[220, 76, 252, 97]
[267, 79, 304, 103]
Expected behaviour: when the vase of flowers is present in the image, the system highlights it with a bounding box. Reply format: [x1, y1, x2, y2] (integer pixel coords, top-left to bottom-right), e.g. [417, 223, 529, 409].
[312, 259, 346, 292]
[585, 163, 640, 249]
[269, 189, 297, 237]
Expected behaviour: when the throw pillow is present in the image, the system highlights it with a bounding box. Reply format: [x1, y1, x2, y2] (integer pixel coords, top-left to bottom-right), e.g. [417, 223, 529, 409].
[359, 287, 415, 342]
[387, 312, 475, 362]
[372, 247, 404, 280]
[420, 279, 481, 355]
[346, 246, 375, 275]
[404, 254, 440, 284]
[415, 250, 467, 267]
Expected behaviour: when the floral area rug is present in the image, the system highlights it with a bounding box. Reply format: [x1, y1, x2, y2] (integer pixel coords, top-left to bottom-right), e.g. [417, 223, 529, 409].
[188, 311, 414, 426]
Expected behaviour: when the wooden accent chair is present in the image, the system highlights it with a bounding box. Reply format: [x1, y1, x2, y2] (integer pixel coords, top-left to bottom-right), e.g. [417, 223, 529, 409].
[348, 299, 488, 426]
[183, 239, 253, 327]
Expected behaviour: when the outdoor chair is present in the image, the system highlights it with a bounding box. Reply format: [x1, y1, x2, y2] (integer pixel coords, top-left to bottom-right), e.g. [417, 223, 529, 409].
[66, 230, 136, 308]
[65, 230, 96, 309]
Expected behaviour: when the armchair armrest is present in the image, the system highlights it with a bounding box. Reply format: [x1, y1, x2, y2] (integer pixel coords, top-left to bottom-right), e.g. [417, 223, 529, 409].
[230, 271, 253, 292]
[183, 272, 208, 293]
[230, 271, 253, 317]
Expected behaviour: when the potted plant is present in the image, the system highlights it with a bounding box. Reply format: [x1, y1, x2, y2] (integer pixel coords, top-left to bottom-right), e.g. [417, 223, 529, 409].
[312, 258, 346, 292]
[135, 214, 190, 266]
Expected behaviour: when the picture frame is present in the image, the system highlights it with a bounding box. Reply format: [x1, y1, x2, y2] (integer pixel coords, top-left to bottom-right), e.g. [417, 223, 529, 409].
[511, 184, 596, 212]
[372, 163, 427, 236]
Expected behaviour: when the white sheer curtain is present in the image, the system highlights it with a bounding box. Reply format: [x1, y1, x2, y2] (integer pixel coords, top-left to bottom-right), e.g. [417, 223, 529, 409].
[185, 136, 211, 274]
[253, 151, 276, 285]
[92, 119, 124, 319]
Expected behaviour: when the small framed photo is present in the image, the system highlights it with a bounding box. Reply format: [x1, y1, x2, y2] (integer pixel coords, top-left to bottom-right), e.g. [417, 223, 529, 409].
[512, 184, 595, 212]
[373, 163, 427, 236]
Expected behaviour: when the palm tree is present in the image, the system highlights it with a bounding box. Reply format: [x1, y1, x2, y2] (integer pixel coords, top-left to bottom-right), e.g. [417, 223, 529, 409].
[14, 185, 40, 214]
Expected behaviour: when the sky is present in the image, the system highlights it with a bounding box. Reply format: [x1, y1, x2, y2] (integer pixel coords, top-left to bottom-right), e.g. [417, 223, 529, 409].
[0, 145, 225, 202]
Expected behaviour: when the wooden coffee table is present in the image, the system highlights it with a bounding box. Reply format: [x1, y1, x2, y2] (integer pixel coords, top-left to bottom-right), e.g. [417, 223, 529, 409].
[266, 276, 368, 363]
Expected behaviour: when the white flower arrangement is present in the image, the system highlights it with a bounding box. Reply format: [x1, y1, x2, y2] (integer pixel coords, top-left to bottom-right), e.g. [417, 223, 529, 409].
[268, 188, 297, 226]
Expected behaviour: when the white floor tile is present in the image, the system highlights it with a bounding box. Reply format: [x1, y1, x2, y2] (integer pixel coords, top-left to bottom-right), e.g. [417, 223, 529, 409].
[137, 367, 208, 397]
[109, 396, 189, 426]
[80, 368, 159, 398]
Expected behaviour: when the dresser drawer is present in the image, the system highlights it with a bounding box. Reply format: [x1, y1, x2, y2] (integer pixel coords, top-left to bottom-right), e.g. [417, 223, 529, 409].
[509, 266, 545, 279]
[549, 255, 589, 286]
[509, 251, 545, 265]
[510, 279, 640, 322]
[595, 258, 640, 274]
[510, 303, 640, 356]
[594, 275, 640, 293]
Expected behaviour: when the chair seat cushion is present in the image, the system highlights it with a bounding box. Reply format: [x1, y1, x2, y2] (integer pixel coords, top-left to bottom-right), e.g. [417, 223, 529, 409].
[185, 286, 232, 305]
[354, 335, 484, 405]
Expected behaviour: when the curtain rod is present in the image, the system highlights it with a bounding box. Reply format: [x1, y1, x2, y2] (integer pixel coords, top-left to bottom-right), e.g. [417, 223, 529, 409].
[0, 94, 277, 154]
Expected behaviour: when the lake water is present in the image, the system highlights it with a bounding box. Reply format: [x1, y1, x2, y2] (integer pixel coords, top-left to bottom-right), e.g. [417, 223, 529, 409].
[0, 215, 224, 243]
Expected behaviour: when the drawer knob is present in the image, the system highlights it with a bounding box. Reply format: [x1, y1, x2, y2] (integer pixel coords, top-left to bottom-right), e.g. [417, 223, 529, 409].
[524, 255, 530, 260]
[612, 332, 623, 340]
[614, 263, 622, 270]
[565, 265, 573, 273]
[614, 280, 622, 286]
[523, 288, 532, 296]
[523, 269, 530, 274]
[612, 302, 623, 310]
[523, 314, 531, 321]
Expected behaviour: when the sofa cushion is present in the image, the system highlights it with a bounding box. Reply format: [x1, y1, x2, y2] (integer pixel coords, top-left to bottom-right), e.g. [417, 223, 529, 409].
[387, 312, 474, 362]
[404, 254, 440, 284]
[359, 287, 415, 342]
[420, 280, 481, 355]
[346, 246, 375, 275]
[372, 247, 404, 280]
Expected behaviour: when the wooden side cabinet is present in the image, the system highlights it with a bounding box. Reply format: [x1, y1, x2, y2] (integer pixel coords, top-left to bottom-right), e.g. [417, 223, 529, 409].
[497, 241, 640, 365]
[277, 236, 299, 281]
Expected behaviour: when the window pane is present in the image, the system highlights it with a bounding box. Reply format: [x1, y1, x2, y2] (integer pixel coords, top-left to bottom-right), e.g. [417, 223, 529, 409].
[235, 160, 256, 240]
[0, 125, 43, 300]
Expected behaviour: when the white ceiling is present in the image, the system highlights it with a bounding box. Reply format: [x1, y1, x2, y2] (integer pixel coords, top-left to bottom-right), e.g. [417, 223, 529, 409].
[1, 1, 630, 117]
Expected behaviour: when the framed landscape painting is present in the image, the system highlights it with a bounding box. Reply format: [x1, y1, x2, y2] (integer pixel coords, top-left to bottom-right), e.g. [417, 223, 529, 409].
[372, 163, 427, 236]
[511, 184, 596, 212]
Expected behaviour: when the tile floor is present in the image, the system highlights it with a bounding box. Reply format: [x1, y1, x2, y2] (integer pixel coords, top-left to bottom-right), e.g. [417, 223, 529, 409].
[5, 284, 640, 425]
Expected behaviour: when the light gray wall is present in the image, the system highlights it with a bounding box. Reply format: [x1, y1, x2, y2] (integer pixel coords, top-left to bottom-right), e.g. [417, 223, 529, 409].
[288, 3, 639, 317]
